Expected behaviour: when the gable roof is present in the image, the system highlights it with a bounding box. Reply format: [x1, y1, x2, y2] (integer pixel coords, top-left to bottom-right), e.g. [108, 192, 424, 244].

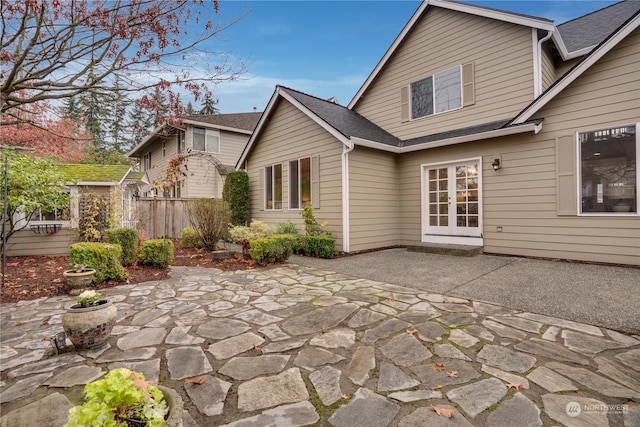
[57, 164, 132, 185]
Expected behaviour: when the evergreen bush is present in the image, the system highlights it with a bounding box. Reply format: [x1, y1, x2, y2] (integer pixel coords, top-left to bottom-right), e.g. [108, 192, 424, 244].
[139, 239, 174, 267]
[248, 235, 297, 265]
[180, 227, 203, 248]
[295, 235, 335, 258]
[105, 228, 139, 266]
[223, 170, 250, 226]
[69, 242, 126, 283]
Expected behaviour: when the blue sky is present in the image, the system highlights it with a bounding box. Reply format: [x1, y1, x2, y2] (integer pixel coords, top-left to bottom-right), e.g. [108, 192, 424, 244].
[206, 1, 619, 113]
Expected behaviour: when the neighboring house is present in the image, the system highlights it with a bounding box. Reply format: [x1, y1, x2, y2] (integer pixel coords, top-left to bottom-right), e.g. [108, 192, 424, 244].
[237, 0, 640, 266]
[128, 112, 262, 198]
[6, 164, 145, 256]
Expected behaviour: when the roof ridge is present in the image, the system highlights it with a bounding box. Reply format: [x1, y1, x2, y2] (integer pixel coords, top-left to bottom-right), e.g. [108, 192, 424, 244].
[278, 85, 348, 109]
[558, 0, 627, 27]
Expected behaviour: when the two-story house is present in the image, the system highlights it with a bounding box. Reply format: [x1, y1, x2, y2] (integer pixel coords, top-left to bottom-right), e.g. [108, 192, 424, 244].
[129, 112, 262, 198]
[237, 0, 640, 266]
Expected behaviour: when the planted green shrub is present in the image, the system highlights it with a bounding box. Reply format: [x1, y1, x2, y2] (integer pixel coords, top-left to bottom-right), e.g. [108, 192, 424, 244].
[69, 242, 126, 283]
[185, 198, 231, 250]
[248, 235, 297, 265]
[139, 239, 174, 267]
[180, 227, 203, 248]
[223, 170, 250, 226]
[301, 205, 332, 237]
[228, 220, 275, 254]
[105, 228, 139, 266]
[296, 235, 335, 258]
[276, 221, 299, 235]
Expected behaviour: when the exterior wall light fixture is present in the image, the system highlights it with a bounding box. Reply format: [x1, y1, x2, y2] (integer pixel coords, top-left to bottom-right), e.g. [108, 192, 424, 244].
[492, 158, 501, 171]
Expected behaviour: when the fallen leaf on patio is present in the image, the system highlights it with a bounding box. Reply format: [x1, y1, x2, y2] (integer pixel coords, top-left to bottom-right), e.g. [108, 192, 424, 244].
[341, 394, 349, 400]
[405, 328, 418, 335]
[185, 377, 204, 385]
[447, 370, 458, 378]
[253, 344, 262, 353]
[506, 382, 522, 390]
[431, 405, 455, 418]
[190, 254, 203, 259]
[436, 384, 443, 389]
[431, 363, 445, 371]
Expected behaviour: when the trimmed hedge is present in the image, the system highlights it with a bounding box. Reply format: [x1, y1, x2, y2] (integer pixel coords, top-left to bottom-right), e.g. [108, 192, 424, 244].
[139, 239, 174, 267]
[295, 235, 335, 259]
[248, 235, 298, 265]
[105, 228, 139, 266]
[223, 170, 250, 226]
[180, 227, 203, 248]
[69, 242, 126, 283]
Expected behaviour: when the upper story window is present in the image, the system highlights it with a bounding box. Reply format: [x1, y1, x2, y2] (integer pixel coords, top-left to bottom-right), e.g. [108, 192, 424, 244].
[289, 157, 311, 210]
[143, 152, 152, 171]
[193, 127, 220, 153]
[580, 124, 638, 214]
[264, 164, 282, 210]
[177, 131, 185, 153]
[410, 65, 462, 119]
[162, 141, 166, 157]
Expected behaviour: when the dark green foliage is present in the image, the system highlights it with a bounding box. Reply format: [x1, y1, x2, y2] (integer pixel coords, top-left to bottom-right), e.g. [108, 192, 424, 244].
[69, 242, 126, 283]
[248, 235, 297, 265]
[105, 228, 139, 266]
[223, 171, 250, 226]
[139, 239, 174, 267]
[180, 227, 203, 248]
[276, 221, 299, 235]
[295, 236, 335, 259]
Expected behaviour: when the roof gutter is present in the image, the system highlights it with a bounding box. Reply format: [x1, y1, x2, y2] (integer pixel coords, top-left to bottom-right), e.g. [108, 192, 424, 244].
[351, 120, 541, 154]
[534, 30, 553, 98]
[341, 140, 355, 253]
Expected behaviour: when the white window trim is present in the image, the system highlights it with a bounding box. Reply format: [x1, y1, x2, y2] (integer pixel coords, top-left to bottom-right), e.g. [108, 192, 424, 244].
[576, 122, 639, 217]
[410, 65, 463, 121]
[192, 127, 221, 154]
[264, 164, 282, 211]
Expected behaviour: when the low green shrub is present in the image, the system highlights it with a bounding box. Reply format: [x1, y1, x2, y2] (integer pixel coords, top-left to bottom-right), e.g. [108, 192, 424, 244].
[180, 227, 203, 248]
[69, 242, 126, 283]
[105, 228, 139, 266]
[295, 235, 336, 259]
[248, 234, 297, 265]
[276, 221, 299, 235]
[229, 220, 275, 253]
[138, 239, 174, 267]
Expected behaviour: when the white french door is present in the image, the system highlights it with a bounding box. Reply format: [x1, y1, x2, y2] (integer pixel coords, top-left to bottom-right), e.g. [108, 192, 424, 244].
[422, 160, 482, 243]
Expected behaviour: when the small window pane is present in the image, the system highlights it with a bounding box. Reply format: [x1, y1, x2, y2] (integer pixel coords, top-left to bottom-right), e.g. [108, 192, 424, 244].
[434, 67, 462, 114]
[290, 160, 299, 209]
[274, 164, 282, 209]
[411, 77, 433, 119]
[265, 166, 273, 209]
[193, 127, 205, 151]
[207, 133, 219, 153]
[300, 157, 311, 207]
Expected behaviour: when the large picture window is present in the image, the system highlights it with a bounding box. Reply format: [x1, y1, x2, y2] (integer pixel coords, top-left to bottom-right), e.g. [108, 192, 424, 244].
[411, 65, 462, 119]
[580, 124, 638, 214]
[193, 127, 220, 153]
[289, 157, 311, 209]
[264, 164, 282, 210]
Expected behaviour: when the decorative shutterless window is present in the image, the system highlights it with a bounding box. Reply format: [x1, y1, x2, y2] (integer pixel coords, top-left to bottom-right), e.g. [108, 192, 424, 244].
[177, 131, 185, 153]
[579, 124, 638, 214]
[411, 65, 462, 119]
[193, 127, 220, 153]
[289, 157, 311, 209]
[264, 164, 283, 210]
[143, 152, 152, 171]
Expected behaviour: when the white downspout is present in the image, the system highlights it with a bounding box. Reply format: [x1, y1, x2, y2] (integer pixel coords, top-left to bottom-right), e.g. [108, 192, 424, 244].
[341, 141, 355, 253]
[533, 29, 553, 98]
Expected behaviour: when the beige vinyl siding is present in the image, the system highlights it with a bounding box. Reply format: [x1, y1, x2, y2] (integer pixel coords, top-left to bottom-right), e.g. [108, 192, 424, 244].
[348, 146, 400, 251]
[6, 228, 75, 256]
[354, 7, 534, 139]
[246, 100, 344, 249]
[541, 44, 556, 91]
[183, 156, 224, 198]
[139, 134, 177, 196]
[219, 130, 251, 168]
[397, 28, 640, 265]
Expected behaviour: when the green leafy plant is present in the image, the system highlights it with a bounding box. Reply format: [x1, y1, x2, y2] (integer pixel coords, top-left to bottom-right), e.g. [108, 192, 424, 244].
[138, 239, 174, 267]
[65, 368, 168, 427]
[105, 228, 139, 266]
[185, 198, 231, 250]
[228, 220, 275, 255]
[76, 290, 101, 308]
[276, 221, 299, 235]
[78, 192, 112, 242]
[301, 205, 332, 237]
[69, 242, 126, 283]
[248, 235, 297, 265]
[223, 170, 250, 226]
[295, 236, 335, 258]
[179, 227, 204, 248]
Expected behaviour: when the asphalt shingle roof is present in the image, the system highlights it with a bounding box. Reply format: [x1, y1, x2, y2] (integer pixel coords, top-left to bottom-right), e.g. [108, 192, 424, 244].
[557, 0, 640, 52]
[279, 86, 401, 147]
[57, 164, 131, 183]
[182, 112, 262, 132]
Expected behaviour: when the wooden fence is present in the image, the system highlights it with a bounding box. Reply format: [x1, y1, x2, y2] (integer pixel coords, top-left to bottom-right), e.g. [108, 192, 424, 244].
[135, 198, 195, 239]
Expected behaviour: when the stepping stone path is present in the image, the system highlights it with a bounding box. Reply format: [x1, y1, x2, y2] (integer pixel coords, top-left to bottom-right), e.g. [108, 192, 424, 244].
[1, 264, 639, 426]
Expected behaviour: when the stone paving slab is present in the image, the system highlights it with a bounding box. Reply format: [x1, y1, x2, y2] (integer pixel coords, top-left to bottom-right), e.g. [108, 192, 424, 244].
[1, 263, 639, 426]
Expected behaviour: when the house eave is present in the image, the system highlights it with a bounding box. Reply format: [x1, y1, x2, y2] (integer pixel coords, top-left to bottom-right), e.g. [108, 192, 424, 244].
[182, 118, 253, 135]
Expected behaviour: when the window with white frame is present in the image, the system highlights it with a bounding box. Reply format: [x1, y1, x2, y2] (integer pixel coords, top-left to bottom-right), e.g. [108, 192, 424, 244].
[143, 152, 152, 171]
[579, 124, 638, 214]
[289, 157, 311, 209]
[177, 131, 185, 153]
[411, 65, 462, 119]
[264, 164, 282, 210]
[32, 204, 70, 222]
[193, 127, 220, 153]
